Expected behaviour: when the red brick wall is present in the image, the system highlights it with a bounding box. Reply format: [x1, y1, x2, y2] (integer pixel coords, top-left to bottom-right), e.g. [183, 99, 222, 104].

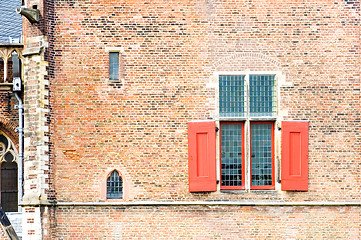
[48, 0, 360, 201]
[0, 62, 20, 239]
[0, 90, 19, 146]
[35, 0, 361, 238]
[0, 61, 13, 83]
[52, 205, 360, 239]
[23, 0, 47, 47]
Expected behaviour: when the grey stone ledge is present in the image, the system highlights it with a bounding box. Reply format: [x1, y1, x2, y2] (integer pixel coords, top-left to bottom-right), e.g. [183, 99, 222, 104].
[0, 43, 23, 48]
[0, 83, 13, 92]
[20, 201, 361, 207]
[22, 46, 42, 56]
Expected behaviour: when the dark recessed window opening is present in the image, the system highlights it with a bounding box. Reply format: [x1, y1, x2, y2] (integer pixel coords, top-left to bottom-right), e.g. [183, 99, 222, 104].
[109, 52, 119, 81]
[0, 133, 18, 212]
[107, 170, 122, 199]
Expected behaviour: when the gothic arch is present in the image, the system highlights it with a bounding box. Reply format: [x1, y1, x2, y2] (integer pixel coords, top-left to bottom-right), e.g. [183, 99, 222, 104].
[0, 119, 18, 149]
[101, 168, 129, 201]
[0, 46, 24, 84]
[0, 131, 19, 212]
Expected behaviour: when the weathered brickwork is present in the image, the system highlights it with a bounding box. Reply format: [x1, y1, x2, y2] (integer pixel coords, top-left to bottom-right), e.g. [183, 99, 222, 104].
[48, 0, 360, 201]
[0, 61, 13, 83]
[18, 34, 50, 239]
[15, 0, 361, 239]
[0, 46, 22, 147]
[53, 206, 360, 239]
[22, 36, 50, 204]
[0, 91, 19, 144]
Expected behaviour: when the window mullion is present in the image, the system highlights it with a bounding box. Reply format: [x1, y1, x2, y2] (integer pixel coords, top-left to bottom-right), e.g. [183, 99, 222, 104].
[245, 73, 250, 119]
[275, 74, 279, 117]
[245, 73, 251, 190]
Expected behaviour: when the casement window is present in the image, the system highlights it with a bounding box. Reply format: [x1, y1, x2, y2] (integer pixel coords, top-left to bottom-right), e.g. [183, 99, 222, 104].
[188, 72, 309, 192]
[219, 73, 276, 190]
[106, 47, 125, 88]
[106, 170, 123, 199]
[109, 52, 120, 81]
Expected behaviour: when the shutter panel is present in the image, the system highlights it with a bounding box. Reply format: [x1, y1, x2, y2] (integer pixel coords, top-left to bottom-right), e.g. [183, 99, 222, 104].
[188, 121, 217, 192]
[281, 121, 309, 191]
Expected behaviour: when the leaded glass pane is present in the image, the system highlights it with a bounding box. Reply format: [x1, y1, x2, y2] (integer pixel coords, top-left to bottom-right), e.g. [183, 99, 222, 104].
[249, 75, 276, 117]
[109, 52, 119, 81]
[219, 75, 245, 117]
[221, 124, 243, 187]
[251, 123, 273, 186]
[107, 171, 123, 199]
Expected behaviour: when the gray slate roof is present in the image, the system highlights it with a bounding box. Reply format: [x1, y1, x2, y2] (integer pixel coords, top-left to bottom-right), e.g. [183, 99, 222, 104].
[0, 0, 22, 43]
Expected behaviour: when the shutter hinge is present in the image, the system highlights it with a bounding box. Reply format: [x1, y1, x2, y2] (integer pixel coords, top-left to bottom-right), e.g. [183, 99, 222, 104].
[277, 157, 281, 183]
[215, 127, 219, 132]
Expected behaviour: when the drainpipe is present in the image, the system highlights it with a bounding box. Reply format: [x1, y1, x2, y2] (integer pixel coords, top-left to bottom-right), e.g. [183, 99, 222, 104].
[3, 58, 7, 83]
[13, 79, 23, 212]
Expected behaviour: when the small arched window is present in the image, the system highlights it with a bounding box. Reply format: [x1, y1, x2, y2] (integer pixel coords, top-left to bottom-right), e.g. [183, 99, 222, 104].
[107, 170, 122, 199]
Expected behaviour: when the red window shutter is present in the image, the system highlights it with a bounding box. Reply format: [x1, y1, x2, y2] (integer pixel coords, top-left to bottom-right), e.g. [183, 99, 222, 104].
[188, 121, 217, 192]
[281, 121, 309, 191]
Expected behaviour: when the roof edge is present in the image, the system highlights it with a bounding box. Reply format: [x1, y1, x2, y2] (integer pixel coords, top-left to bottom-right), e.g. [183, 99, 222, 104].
[0, 43, 23, 48]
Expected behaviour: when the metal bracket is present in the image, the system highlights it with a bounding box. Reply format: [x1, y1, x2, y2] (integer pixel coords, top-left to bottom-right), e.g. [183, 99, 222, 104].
[277, 157, 281, 183]
[13, 77, 22, 92]
[14, 104, 23, 110]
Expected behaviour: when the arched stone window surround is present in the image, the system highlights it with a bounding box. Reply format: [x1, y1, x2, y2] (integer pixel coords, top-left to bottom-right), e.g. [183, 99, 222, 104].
[0, 47, 24, 84]
[212, 52, 281, 71]
[101, 168, 129, 201]
[0, 131, 19, 212]
[0, 130, 18, 164]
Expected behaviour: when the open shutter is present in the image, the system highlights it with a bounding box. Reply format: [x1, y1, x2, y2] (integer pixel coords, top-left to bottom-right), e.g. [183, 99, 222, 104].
[188, 121, 217, 192]
[281, 121, 309, 191]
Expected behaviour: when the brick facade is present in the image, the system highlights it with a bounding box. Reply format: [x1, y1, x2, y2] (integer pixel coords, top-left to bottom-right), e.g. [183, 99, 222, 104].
[54, 205, 360, 239]
[11, 0, 361, 239]
[0, 46, 22, 238]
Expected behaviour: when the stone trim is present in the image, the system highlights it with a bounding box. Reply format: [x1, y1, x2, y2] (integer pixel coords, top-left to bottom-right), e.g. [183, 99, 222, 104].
[22, 35, 49, 240]
[22, 47, 43, 57]
[212, 52, 281, 69]
[100, 168, 130, 201]
[20, 201, 361, 207]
